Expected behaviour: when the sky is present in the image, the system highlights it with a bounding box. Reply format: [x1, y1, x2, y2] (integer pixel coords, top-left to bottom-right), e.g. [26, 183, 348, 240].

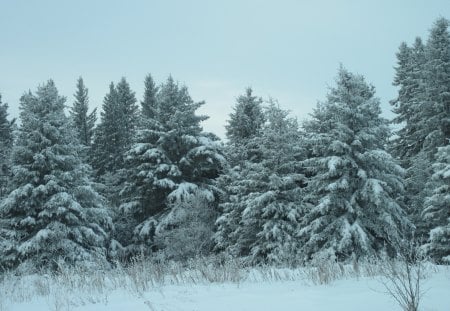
[0, 0, 449, 138]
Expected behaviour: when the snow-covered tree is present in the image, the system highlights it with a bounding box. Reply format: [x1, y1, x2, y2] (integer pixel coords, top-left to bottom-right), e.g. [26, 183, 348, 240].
[70, 77, 97, 146]
[141, 74, 158, 119]
[153, 190, 218, 260]
[390, 38, 427, 161]
[389, 39, 429, 225]
[0, 94, 14, 197]
[91, 82, 120, 176]
[300, 67, 411, 262]
[422, 18, 450, 155]
[216, 102, 306, 264]
[0, 81, 112, 271]
[116, 77, 139, 143]
[422, 144, 450, 262]
[225, 88, 265, 166]
[91, 78, 139, 177]
[226, 87, 265, 144]
[119, 76, 225, 254]
[390, 18, 450, 241]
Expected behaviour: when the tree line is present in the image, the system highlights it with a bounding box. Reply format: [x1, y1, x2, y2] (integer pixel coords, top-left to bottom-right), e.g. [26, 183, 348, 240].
[0, 18, 448, 271]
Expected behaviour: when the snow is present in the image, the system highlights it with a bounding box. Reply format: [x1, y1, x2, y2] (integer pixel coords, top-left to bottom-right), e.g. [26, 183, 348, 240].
[3, 265, 450, 311]
[327, 156, 341, 174]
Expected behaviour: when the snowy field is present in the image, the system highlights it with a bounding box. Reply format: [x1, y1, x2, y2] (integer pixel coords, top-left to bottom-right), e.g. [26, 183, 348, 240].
[1, 260, 449, 311]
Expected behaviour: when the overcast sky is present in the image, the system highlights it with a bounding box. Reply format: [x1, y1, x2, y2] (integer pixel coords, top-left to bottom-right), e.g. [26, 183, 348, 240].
[1, 0, 449, 138]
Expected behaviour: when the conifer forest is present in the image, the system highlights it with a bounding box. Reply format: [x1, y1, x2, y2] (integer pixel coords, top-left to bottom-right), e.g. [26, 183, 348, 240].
[0, 17, 449, 276]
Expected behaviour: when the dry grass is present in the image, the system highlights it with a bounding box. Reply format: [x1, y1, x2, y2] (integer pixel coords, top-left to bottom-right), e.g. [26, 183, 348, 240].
[0, 255, 438, 311]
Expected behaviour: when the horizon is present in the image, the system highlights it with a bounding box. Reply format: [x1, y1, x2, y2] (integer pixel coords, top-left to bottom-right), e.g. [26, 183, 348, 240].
[1, 1, 449, 138]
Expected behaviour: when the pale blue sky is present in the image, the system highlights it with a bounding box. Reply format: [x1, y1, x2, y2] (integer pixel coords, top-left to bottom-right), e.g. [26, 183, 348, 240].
[1, 0, 449, 137]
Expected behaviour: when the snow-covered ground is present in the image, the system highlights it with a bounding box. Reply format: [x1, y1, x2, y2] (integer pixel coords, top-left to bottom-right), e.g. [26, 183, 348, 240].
[2, 263, 450, 311]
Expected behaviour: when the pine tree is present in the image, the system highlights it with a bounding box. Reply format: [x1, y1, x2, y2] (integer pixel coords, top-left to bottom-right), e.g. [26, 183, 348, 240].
[300, 68, 411, 262]
[216, 102, 306, 264]
[70, 77, 97, 146]
[120, 76, 225, 254]
[422, 144, 450, 262]
[0, 81, 112, 271]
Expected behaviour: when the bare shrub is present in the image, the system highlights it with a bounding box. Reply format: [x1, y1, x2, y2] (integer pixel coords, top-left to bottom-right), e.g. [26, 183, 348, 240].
[154, 191, 218, 261]
[379, 247, 428, 311]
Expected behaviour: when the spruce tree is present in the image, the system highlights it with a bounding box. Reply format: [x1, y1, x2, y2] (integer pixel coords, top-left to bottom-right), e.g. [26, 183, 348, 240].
[300, 68, 411, 262]
[92, 83, 120, 176]
[422, 18, 450, 154]
[390, 38, 427, 161]
[0, 94, 14, 197]
[91, 78, 138, 177]
[225, 88, 265, 166]
[214, 88, 265, 257]
[390, 18, 450, 241]
[116, 77, 139, 144]
[226, 87, 265, 144]
[419, 19, 450, 260]
[390, 38, 430, 235]
[422, 144, 450, 262]
[0, 81, 112, 271]
[70, 77, 97, 146]
[141, 74, 158, 119]
[216, 102, 306, 264]
[120, 76, 225, 254]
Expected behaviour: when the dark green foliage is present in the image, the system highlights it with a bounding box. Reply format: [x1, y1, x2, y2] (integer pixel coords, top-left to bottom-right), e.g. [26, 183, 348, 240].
[119, 76, 225, 254]
[0, 81, 112, 271]
[299, 68, 410, 261]
[70, 77, 97, 146]
[91, 78, 139, 177]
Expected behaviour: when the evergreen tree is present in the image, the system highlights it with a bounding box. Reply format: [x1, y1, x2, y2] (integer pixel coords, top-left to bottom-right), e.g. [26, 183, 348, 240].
[422, 144, 450, 262]
[390, 18, 450, 241]
[300, 68, 411, 262]
[70, 77, 97, 146]
[0, 94, 14, 197]
[389, 38, 429, 225]
[91, 83, 120, 176]
[214, 88, 265, 257]
[141, 74, 158, 119]
[91, 78, 138, 177]
[422, 18, 450, 155]
[120, 76, 225, 254]
[390, 38, 427, 161]
[226, 87, 265, 144]
[116, 77, 139, 143]
[216, 102, 306, 264]
[419, 18, 450, 262]
[0, 81, 112, 271]
[225, 88, 265, 166]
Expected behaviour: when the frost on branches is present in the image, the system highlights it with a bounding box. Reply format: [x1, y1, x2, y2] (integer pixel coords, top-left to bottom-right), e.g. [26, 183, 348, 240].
[390, 18, 450, 238]
[0, 81, 112, 271]
[0, 94, 14, 197]
[423, 144, 450, 262]
[299, 67, 412, 262]
[119, 76, 225, 255]
[216, 102, 307, 264]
